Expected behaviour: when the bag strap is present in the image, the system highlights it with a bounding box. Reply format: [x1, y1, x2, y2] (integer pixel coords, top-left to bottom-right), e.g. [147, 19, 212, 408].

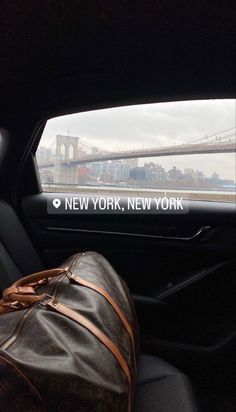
[70, 274, 137, 373]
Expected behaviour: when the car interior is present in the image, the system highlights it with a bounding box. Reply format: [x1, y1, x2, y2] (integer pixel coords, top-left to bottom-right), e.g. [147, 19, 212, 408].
[0, 2, 235, 412]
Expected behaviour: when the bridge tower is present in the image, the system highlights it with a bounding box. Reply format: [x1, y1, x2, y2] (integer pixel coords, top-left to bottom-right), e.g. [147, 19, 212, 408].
[54, 135, 79, 184]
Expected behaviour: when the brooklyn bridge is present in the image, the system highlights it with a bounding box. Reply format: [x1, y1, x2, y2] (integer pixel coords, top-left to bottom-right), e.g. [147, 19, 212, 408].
[38, 127, 236, 185]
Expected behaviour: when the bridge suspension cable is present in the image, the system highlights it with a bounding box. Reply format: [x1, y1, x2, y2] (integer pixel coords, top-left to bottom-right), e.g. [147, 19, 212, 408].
[188, 127, 236, 145]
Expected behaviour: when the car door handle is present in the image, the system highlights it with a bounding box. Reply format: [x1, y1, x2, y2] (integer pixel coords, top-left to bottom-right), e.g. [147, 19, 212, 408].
[181, 225, 212, 241]
[153, 225, 212, 241]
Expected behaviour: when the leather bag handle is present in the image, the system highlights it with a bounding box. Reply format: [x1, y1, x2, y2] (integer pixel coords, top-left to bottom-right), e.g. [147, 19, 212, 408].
[12, 267, 68, 288]
[1, 268, 68, 310]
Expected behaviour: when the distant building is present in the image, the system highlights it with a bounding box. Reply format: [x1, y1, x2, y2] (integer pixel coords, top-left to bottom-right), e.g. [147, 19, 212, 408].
[90, 160, 130, 183]
[77, 166, 90, 181]
[37, 146, 52, 165]
[130, 167, 146, 180]
[39, 169, 54, 183]
[108, 161, 129, 182]
[144, 162, 167, 180]
[91, 162, 103, 178]
[125, 158, 138, 168]
[168, 166, 182, 180]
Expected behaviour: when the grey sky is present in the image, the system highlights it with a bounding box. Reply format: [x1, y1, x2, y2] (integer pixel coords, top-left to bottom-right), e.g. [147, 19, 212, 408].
[40, 99, 236, 180]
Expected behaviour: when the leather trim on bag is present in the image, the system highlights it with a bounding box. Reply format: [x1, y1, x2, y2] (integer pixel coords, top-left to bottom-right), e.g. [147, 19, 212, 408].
[70, 273, 137, 372]
[47, 299, 132, 412]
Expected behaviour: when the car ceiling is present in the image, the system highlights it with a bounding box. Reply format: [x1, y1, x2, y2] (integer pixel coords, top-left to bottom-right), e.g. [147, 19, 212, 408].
[0, 1, 235, 123]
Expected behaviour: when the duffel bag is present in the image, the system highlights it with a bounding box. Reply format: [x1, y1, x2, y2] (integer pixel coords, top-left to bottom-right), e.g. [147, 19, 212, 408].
[0, 251, 139, 412]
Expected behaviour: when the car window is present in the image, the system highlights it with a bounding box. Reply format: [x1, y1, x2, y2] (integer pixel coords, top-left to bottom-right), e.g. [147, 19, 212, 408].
[36, 99, 236, 202]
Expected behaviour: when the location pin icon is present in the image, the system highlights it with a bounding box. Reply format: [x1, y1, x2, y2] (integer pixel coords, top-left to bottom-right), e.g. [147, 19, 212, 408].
[52, 198, 61, 209]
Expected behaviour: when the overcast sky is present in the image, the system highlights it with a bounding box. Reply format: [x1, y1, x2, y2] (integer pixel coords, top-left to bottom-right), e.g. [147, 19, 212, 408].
[40, 99, 236, 180]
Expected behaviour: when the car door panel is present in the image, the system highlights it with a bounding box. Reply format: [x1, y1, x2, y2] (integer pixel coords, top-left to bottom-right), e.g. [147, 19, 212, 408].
[22, 193, 236, 347]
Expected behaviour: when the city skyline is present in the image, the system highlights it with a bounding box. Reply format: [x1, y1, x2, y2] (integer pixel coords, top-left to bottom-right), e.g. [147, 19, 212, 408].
[37, 144, 235, 191]
[39, 99, 236, 180]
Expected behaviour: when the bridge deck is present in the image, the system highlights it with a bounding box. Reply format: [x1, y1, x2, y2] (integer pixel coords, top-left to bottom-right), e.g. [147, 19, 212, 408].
[39, 141, 236, 168]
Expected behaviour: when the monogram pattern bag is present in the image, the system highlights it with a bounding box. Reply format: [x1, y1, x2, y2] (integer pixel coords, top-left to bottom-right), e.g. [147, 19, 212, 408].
[0, 251, 138, 412]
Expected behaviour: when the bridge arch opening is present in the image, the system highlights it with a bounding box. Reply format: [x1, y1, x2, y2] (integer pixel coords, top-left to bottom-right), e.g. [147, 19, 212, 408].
[69, 144, 74, 160]
[60, 144, 66, 160]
